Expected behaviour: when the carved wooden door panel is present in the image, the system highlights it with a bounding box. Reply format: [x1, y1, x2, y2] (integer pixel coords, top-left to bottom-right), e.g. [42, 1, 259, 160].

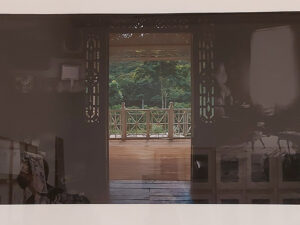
[84, 30, 110, 202]
[191, 24, 217, 202]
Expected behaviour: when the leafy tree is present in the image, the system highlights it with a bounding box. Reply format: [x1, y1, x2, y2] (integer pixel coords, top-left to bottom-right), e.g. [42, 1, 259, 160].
[109, 60, 191, 109]
[109, 80, 123, 106]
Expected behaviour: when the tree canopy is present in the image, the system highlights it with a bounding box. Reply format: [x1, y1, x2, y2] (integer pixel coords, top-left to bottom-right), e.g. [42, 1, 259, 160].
[109, 60, 191, 109]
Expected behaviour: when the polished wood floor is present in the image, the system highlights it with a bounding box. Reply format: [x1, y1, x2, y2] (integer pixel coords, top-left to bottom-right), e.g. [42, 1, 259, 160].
[109, 180, 194, 204]
[109, 139, 191, 181]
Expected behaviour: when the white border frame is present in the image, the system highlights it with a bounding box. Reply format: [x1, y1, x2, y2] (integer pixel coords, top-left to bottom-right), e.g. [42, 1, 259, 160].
[2, 1, 300, 224]
[1, 0, 300, 14]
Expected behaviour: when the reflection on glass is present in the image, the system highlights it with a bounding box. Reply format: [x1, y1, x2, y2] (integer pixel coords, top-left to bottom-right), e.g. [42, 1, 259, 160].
[221, 156, 239, 182]
[282, 154, 300, 182]
[251, 154, 269, 182]
[194, 155, 208, 182]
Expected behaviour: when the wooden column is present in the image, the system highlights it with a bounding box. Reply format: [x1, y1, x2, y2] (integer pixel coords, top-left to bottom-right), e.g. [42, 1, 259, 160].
[190, 25, 217, 204]
[191, 25, 216, 179]
[84, 28, 109, 203]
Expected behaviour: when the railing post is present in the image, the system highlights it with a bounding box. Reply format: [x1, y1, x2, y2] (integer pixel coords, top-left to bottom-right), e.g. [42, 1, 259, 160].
[121, 102, 126, 140]
[183, 110, 188, 137]
[168, 102, 174, 139]
[146, 110, 150, 139]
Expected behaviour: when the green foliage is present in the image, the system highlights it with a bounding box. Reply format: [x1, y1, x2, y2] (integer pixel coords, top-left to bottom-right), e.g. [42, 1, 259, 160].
[110, 104, 122, 110]
[109, 80, 123, 106]
[109, 60, 191, 108]
[151, 124, 165, 133]
[174, 102, 191, 108]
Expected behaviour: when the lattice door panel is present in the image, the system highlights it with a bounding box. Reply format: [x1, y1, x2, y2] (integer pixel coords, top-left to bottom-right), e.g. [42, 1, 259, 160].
[85, 33, 101, 123]
[198, 25, 216, 124]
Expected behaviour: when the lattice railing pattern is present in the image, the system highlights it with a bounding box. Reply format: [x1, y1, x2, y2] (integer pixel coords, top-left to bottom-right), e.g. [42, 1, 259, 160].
[109, 110, 122, 138]
[149, 110, 169, 138]
[174, 109, 192, 137]
[109, 106, 191, 139]
[126, 110, 147, 138]
[109, 15, 195, 32]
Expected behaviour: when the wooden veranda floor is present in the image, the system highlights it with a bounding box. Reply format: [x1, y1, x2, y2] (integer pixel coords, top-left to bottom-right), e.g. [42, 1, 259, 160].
[109, 139, 191, 181]
[109, 180, 194, 204]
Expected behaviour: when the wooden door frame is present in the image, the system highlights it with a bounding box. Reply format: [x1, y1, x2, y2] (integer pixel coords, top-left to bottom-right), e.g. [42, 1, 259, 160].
[83, 15, 217, 188]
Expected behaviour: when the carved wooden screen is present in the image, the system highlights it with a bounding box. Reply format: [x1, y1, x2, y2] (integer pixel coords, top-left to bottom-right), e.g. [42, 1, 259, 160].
[85, 31, 109, 126]
[84, 30, 109, 202]
[85, 33, 101, 123]
[191, 24, 217, 184]
[198, 25, 215, 124]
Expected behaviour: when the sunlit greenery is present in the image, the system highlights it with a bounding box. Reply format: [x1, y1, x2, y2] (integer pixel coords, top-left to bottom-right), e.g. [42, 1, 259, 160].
[109, 60, 191, 109]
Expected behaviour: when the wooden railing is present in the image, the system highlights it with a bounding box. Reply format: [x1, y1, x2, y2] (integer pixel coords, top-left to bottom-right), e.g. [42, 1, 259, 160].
[109, 102, 191, 139]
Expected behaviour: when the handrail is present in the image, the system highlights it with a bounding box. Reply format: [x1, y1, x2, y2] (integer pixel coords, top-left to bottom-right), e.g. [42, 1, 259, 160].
[109, 102, 191, 139]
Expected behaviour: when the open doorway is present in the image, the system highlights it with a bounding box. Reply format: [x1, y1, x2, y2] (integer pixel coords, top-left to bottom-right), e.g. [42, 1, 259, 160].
[108, 33, 192, 182]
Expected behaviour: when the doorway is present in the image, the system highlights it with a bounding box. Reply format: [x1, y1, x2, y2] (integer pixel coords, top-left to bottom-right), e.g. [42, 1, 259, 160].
[108, 33, 192, 182]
